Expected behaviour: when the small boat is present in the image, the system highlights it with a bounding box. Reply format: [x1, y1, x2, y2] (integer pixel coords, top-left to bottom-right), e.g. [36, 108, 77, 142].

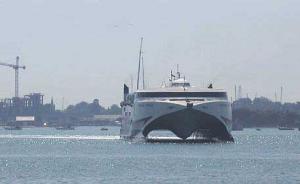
[101, 127, 108, 131]
[56, 125, 75, 130]
[278, 127, 294, 130]
[256, 128, 261, 131]
[4, 126, 22, 130]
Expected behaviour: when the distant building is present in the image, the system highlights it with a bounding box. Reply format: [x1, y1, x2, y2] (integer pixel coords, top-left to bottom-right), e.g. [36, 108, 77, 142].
[93, 115, 120, 122]
[233, 97, 252, 109]
[233, 97, 300, 114]
[0, 93, 55, 123]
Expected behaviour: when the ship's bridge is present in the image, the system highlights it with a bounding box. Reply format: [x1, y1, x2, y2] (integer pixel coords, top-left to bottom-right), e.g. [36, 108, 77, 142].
[169, 78, 191, 87]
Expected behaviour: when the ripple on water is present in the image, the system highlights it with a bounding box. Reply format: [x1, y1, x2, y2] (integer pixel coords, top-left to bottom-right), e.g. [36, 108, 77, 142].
[0, 127, 299, 184]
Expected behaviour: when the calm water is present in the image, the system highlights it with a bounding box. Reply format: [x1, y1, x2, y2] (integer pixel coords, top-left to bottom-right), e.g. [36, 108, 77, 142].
[0, 127, 299, 184]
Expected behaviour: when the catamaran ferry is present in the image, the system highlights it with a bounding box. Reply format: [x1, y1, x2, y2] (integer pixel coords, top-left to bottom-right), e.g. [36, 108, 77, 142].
[120, 70, 233, 142]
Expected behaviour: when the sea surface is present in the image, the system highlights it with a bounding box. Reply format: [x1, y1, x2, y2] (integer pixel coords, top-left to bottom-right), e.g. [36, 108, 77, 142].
[0, 127, 299, 184]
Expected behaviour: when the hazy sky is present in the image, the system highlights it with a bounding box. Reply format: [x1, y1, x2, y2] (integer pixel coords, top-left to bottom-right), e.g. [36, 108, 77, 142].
[0, 0, 300, 108]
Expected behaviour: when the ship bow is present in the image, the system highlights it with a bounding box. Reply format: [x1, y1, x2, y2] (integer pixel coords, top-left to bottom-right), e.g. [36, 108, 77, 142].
[142, 108, 233, 142]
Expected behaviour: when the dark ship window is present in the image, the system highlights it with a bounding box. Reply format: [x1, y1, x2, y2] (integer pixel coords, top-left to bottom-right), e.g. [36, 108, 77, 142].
[137, 92, 227, 98]
[171, 83, 191, 87]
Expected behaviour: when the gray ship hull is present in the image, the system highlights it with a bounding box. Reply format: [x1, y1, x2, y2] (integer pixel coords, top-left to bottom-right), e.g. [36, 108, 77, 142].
[142, 108, 233, 142]
[121, 107, 234, 142]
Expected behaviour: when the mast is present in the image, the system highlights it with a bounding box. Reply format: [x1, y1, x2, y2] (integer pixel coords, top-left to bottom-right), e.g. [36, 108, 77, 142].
[137, 37, 143, 90]
[142, 56, 145, 89]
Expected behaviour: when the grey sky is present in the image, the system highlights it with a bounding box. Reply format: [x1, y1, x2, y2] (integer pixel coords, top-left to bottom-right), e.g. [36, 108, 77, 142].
[0, 0, 299, 108]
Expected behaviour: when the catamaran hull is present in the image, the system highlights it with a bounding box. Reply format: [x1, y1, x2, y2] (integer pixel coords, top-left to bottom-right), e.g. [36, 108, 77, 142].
[143, 108, 233, 141]
[120, 101, 233, 142]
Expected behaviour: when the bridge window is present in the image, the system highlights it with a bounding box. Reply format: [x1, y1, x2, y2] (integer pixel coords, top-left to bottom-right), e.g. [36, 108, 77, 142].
[171, 83, 190, 87]
[137, 92, 227, 98]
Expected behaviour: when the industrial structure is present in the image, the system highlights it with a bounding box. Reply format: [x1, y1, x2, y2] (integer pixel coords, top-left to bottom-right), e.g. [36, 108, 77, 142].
[0, 56, 56, 125]
[0, 56, 26, 98]
[0, 56, 120, 127]
[0, 93, 55, 125]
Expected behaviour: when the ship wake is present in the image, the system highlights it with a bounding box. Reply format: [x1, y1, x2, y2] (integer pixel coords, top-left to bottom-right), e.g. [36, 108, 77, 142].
[0, 135, 120, 140]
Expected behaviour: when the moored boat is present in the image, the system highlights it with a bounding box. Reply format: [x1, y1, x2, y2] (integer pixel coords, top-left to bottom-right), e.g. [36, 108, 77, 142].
[278, 127, 294, 130]
[4, 126, 22, 130]
[56, 125, 75, 130]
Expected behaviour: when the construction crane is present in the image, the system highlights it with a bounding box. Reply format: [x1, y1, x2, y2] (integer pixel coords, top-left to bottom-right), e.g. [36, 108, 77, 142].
[0, 56, 26, 98]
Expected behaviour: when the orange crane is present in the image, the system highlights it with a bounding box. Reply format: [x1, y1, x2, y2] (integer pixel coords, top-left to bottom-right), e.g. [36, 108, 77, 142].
[0, 56, 26, 98]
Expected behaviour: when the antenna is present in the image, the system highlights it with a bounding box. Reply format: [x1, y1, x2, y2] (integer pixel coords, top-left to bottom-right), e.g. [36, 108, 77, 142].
[238, 85, 242, 99]
[176, 64, 181, 78]
[280, 86, 283, 104]
[136, 37, 143, 90]
[170, 70, 176, 81]
[183, 76, 186, 91]
[234, 85, 237, 101]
